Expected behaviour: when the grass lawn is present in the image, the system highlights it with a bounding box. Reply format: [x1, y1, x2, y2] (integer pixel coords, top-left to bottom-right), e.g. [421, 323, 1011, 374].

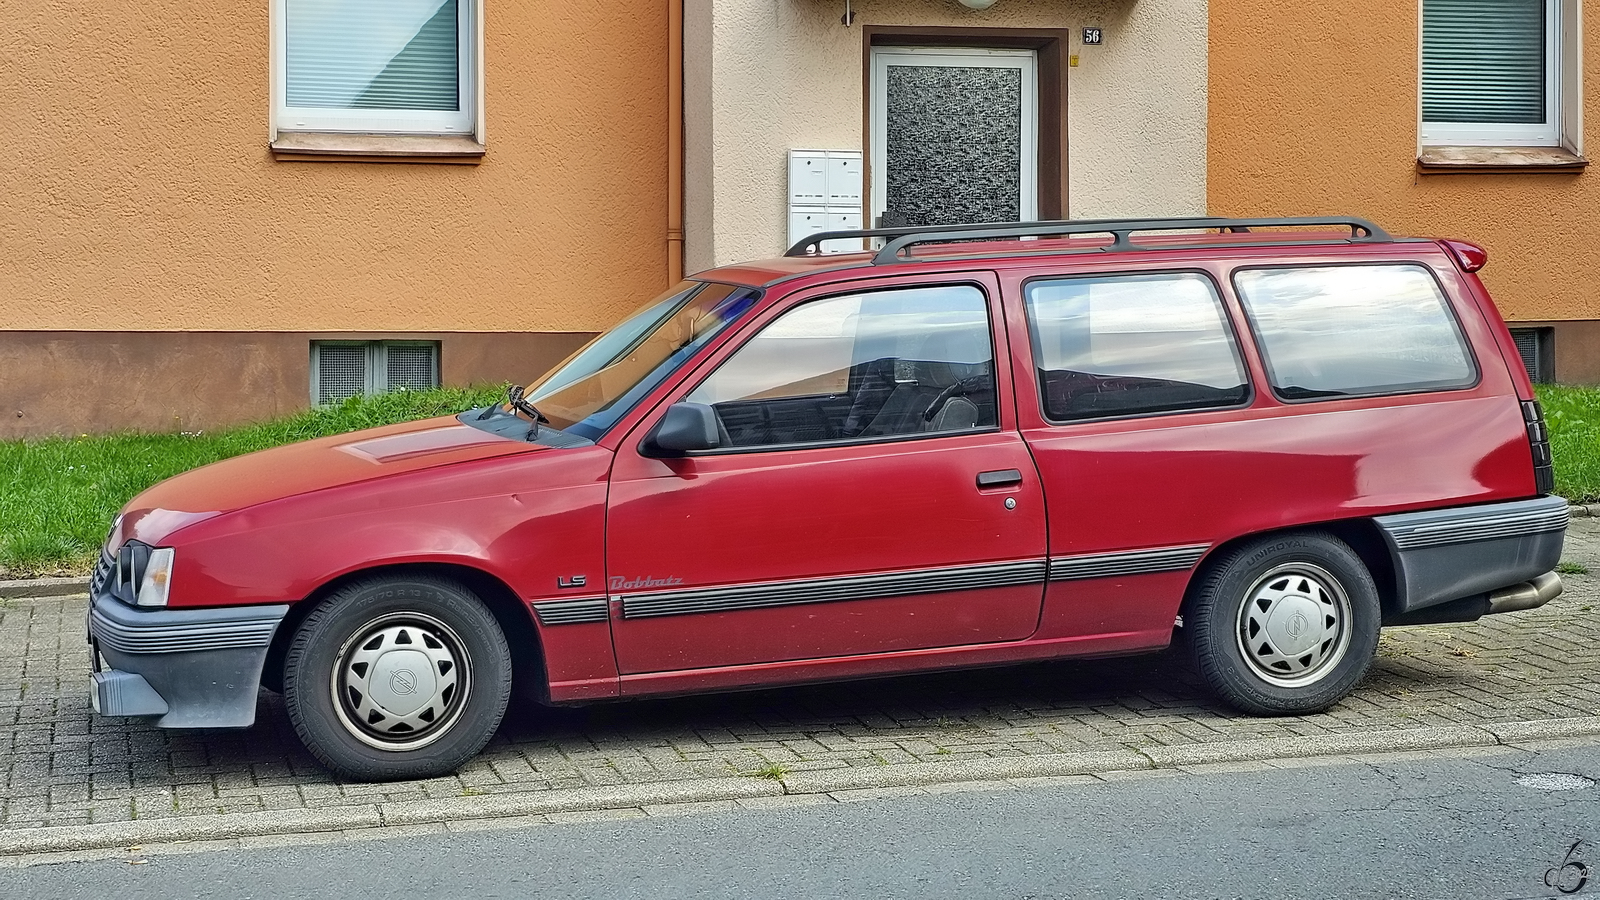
[2, 383, 1597, 580]
[0, 386, 502, 579]
[1537, 383, 1600, 506]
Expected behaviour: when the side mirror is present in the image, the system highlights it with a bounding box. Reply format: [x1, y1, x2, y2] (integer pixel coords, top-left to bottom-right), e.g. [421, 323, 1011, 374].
[645, 402, 721, 455]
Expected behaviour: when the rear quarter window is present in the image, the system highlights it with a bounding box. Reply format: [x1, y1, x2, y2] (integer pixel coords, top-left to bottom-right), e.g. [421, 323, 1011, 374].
[1233, 264, 1477, 400]
[1025, 271, 1250, 421]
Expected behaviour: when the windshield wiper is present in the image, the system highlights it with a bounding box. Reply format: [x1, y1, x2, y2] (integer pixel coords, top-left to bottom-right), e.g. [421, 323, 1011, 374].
[506, 384, 549, 440]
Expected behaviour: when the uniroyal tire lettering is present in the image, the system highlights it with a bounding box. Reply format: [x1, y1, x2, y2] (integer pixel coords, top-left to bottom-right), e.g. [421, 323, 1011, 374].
[1247, 539, 1306, 566]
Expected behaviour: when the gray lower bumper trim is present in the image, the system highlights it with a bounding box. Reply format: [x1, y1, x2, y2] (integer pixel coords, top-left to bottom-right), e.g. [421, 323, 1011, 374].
[1385, 571, 1563, 626]
[1376, 496, 1567, 615]
[91, 670, 170, 717]
[89, 599, 288, 654]
[87, 594, 291, 728]
[1378, 495, 1568, 550]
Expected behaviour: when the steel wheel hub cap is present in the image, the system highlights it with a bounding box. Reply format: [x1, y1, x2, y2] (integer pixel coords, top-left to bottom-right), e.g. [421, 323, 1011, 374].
[332, 614, 470, 751]
[1236, 564, 1351, 688]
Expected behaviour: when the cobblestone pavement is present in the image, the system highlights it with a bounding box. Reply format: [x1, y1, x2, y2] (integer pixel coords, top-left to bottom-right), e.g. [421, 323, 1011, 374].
[3, 521, 1597, 833]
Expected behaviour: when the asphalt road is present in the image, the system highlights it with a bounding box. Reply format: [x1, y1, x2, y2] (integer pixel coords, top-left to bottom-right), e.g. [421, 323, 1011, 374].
[6, 740, 1599, 900]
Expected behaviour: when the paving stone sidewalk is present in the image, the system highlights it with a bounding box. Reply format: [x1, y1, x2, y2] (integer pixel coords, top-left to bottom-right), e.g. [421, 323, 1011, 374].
[2, 521, 1597, 834]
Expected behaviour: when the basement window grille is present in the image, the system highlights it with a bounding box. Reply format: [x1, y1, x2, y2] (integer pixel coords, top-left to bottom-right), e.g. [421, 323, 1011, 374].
[1509, 327, 1554, 383]
[312, 341, 441, 404]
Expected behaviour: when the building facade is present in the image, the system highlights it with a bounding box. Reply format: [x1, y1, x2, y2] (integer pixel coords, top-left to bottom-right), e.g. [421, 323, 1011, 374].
[6, 1, 1596, 438]
[684, 0, 1207, 269]
[1209, 0, 1600, 382]
[2, 1, 672, 438]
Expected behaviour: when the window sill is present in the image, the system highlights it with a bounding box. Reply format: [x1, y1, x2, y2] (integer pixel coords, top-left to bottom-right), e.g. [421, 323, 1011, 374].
[1417, 146, 1587, 175]
[271, 133, 485, 165]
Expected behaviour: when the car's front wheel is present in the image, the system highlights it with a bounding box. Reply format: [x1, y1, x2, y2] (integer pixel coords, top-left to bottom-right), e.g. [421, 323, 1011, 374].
[1186, 532, 1381, 715]
[283, 575, 512, 781]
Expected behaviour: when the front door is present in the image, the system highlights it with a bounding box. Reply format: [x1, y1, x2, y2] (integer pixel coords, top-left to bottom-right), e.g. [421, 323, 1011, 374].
[606, 276, 1047, 675]
[870, 46, 1038, 228]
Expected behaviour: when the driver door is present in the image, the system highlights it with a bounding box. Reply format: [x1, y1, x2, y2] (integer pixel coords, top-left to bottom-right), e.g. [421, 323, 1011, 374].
[605, 275, 1047, 675]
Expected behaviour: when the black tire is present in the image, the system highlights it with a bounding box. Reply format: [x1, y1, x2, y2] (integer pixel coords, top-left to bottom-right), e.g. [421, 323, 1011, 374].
[1186, 532, 1380, 715]
[283, 575, 512, 781]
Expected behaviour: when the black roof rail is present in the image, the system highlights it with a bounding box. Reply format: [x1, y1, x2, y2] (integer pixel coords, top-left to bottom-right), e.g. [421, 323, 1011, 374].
[783, 216, 1392, 265]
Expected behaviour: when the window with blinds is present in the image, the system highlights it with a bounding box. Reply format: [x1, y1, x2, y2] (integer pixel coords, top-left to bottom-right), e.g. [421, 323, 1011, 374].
[276, 0, 473, 134]
[312, 342, 441, 404]
[1421, 0, 1560, 146]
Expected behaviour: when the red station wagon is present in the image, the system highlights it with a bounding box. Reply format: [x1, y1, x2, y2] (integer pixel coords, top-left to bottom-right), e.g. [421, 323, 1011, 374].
[87, 217, 1568, 780]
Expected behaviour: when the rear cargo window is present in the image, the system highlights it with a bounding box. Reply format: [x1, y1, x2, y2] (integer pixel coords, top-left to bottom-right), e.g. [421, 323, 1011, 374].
[1024, 272, 1249, 421]
[1234, 264, 1476, 400]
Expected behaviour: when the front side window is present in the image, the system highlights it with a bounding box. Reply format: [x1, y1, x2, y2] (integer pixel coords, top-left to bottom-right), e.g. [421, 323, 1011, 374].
[1234, 265, 1476, 400]
[687, 284, 997, 448]
[1025, 272, 1248, 421]
[275, 0, 475, 134]
[525, 282, 760, 440]
[1421, 0, 1559, 146]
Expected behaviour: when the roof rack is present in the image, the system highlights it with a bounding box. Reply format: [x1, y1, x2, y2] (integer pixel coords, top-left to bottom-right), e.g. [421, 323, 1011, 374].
[783, 216, 1393, 265]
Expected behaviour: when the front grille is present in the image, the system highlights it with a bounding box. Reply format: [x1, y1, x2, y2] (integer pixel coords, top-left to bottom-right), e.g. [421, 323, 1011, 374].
[92, 541, 150, 606]
[89, 547, 113, 597]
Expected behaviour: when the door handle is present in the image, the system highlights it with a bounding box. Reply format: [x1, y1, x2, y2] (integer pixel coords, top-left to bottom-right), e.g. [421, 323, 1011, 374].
[976, 469, 1023, 489]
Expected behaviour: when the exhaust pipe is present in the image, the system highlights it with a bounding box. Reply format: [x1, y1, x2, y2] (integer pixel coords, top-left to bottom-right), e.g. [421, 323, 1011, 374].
[1487, 571, 1563, 614]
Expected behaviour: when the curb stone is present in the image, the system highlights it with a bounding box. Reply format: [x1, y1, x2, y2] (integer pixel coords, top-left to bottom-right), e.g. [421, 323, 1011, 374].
[0, 778, 784, 858]
[1, 504, 1594, 598]
[5, 719, 1600, 859]
[0, 577, 85, 600]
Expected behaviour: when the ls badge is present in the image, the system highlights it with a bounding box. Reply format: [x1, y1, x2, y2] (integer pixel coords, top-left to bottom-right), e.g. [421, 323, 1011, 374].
[557, 575, 588, 589]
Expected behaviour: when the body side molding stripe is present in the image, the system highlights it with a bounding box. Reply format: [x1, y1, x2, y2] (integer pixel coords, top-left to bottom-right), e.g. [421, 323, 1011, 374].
[1048, 544, 1210, 582]
[533, 596, 610, 626]
[619, 559, 1048, 620]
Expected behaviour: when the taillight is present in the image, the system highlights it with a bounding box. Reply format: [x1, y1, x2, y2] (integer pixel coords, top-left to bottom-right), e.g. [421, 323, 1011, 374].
[1445, 240, 1489, 273]
[1522, 400, 1555, 495]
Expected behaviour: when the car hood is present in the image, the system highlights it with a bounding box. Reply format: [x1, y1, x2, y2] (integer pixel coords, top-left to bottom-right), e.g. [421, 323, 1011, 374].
[119, 416, 545, 546]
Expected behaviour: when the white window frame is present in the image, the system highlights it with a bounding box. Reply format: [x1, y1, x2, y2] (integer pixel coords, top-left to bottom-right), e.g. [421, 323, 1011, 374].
[271, 0, 481, 137]
[870, 47, 1039, 226]
[1419, 0, 1573, 148]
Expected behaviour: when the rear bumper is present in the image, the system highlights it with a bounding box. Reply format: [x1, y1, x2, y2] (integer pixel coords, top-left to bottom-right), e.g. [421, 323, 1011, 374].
[1376, 495, 1568, 624]
[87, 592, 289, 728]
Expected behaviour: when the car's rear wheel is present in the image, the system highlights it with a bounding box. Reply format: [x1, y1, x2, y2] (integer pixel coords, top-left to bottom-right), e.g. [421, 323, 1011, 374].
[1186, 532, 1380, 715]
[283, 575, 512, 781]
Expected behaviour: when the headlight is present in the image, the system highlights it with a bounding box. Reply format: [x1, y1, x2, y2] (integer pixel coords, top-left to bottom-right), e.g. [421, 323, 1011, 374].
[113, 541, 175, 608]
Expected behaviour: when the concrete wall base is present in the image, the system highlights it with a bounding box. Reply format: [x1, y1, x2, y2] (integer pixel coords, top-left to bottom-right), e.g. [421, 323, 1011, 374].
[1513, 320, 1600, 385]
[0, 331, 593, 439]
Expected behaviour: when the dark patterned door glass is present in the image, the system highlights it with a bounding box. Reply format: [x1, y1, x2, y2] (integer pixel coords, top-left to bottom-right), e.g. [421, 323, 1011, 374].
[883, 65, 1023, 227]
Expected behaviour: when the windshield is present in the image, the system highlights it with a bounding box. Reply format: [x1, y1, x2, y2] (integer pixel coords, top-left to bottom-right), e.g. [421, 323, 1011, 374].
[524, 281, 760, 439]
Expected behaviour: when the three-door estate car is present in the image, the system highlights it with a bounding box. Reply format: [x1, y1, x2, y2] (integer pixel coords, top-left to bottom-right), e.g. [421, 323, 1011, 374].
[88, 217, 1568, 780]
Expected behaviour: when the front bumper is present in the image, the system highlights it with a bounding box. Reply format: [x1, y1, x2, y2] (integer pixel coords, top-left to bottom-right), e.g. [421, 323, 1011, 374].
[87, 591, 290, 728]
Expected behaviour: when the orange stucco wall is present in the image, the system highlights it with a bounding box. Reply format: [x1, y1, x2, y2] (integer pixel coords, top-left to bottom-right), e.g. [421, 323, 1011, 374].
[2, 1, 669, 334]
[1208, 1, 1600, 325]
